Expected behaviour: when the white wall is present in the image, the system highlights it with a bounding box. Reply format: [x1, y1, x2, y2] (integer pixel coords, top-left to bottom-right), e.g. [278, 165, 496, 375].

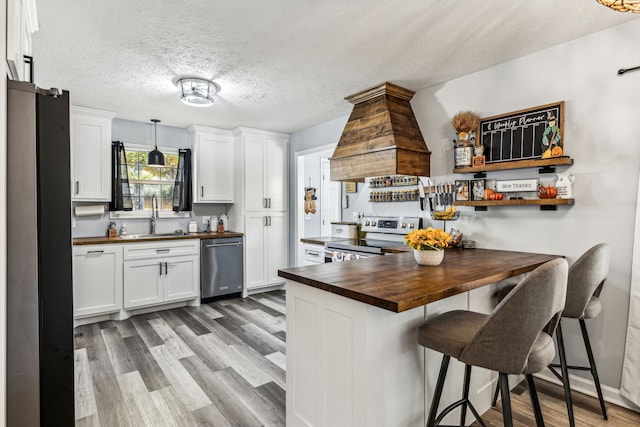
[288, 20, 640, 394]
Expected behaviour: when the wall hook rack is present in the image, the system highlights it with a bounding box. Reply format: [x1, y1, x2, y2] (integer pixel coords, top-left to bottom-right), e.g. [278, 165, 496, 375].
[618, 65, 640, 75]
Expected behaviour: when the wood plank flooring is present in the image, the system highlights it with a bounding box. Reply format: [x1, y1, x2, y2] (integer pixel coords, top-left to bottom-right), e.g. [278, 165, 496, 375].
[74, 291, 286, 427]
[473, 378, 640, 427]
[75, 290, 640, 426]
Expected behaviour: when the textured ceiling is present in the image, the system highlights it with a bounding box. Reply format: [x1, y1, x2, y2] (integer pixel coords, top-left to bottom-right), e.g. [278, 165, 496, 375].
[32, 0, 638, 133]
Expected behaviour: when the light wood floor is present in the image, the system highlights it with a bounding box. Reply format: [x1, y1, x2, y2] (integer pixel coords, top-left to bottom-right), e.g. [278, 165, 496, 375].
[75, 290, 640, 426]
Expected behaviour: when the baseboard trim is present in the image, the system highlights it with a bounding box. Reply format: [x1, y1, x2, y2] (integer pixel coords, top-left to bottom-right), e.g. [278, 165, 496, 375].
[534, 370, 640, 414]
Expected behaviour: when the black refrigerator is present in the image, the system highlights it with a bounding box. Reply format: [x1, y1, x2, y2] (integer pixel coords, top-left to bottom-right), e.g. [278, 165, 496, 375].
[6, 79, 74, 425]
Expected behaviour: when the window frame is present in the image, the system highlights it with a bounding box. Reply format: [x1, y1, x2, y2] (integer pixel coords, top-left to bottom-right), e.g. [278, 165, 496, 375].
[109, 143, 190, 220]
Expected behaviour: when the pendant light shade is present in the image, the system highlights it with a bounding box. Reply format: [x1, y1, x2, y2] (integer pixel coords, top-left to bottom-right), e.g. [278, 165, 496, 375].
[147, 119, 164, 167]
[596, 0, 640, 12]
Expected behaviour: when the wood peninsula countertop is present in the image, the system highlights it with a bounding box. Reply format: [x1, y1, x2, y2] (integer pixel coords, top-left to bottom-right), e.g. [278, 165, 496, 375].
[278, 248, 560, 313]
[73, 231, 243, 245]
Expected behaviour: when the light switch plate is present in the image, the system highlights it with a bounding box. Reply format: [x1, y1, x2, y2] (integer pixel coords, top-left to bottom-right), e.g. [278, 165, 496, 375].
[202, 216, 211, 224]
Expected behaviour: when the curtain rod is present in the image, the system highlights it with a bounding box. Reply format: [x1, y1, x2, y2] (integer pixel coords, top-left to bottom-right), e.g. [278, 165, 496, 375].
[618, 65, 640, 75]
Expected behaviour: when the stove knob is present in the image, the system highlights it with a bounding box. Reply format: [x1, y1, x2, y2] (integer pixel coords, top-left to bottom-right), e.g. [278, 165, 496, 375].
[370, 221, 376, 227]
[401, 222, 407, 228]
[409, 222, 415, 229]
[364, 220, 370, 226]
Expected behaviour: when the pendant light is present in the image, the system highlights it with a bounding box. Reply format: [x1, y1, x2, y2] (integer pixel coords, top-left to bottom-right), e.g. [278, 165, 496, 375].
[147, 119, 165, 167]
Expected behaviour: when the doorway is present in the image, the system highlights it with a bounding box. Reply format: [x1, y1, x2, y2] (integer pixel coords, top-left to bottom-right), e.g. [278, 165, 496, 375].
[294, 144, 342, 266]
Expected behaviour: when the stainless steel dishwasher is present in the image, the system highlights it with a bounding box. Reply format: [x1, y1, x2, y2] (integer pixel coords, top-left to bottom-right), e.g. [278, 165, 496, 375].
[201, 237, 244, 299]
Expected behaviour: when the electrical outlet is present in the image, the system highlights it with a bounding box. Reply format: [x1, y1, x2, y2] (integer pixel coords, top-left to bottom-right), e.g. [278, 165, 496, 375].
[352, 212, 358, 221]
[202, 216, 211, 224]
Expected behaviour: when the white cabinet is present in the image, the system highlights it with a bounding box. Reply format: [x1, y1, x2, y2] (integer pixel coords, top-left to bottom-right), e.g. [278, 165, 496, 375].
[123, 240, 199, 309]
[73, 245, 123, 318]
[70, 107, 116, 201]
[6, 0, 37, 81]
[245, 212, 287, 289]
[188, 125, 234, 203]
[236, 128, 288, 212]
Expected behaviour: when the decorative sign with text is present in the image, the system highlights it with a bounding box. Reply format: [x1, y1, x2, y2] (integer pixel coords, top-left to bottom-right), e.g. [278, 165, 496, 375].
[496, 179, 539, 193]
[478, 101, 564, 163]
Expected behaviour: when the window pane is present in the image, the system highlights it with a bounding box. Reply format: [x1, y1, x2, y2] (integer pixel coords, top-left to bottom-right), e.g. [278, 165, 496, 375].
[161, 198, 173, 211]
[141, 165, 162, 181]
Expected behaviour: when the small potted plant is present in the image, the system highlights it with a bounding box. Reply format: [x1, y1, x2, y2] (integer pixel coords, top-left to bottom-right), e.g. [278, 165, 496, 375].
[403, 227, 452, 266]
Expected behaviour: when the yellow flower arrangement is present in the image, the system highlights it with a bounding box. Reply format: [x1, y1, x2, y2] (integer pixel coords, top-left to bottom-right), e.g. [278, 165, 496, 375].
[404, 227, 452, 251]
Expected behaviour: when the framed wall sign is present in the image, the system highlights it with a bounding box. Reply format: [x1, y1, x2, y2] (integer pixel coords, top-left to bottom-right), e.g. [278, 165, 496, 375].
[478, 101, 564, 163]
[344, 182, 357, 193]
[496, 179, 539, 193]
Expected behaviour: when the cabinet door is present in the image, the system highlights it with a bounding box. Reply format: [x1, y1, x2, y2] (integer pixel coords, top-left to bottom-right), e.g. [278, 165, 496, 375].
[244, 213, 268, 289]
[265, 139, 288, 211]
[73, 245, 122, 318]
[244, 138, 267, 211]
[266, 213, 288, 285]
[123, 259, 164, 309]
[194, 131, 234, 203]
[164, 255, 199, 303]
[70, 108, 115, 201]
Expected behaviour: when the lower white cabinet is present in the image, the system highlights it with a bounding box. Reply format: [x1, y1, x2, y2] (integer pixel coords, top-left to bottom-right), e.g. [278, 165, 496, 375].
[73, 244, 123, 318]
[245, 212, 288, 289]
[302, 243, 325, 266]
[123, 240, 200, 309]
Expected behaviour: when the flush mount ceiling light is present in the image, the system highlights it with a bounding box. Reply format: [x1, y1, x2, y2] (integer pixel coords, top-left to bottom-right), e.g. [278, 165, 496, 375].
[177, 77, 220, 107]
[596, 0, 640, 12]
[147, 119, 165, 167]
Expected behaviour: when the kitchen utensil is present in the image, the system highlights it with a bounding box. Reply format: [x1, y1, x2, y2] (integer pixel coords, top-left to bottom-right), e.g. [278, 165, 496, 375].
[418, 177, 426, 211]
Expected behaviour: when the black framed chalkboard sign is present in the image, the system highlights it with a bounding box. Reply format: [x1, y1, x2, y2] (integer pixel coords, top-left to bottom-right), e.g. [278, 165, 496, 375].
[478, 101, 565, 164]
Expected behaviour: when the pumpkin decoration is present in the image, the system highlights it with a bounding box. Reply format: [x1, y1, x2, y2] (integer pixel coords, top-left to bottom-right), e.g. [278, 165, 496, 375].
[538, 185, 557, 199]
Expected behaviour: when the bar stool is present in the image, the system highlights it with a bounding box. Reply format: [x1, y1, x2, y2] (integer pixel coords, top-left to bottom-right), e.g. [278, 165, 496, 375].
[417, 258, 568, 427]
[492, 243, 610, 427]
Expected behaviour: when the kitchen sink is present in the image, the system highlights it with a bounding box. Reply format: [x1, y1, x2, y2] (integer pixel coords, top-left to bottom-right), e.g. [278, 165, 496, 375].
[119, 232, 189, 240]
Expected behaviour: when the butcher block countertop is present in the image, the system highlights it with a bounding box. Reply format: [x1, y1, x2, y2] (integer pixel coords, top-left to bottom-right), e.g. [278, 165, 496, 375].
[73, 231, 243, 245]
[278, 248, 560, 313]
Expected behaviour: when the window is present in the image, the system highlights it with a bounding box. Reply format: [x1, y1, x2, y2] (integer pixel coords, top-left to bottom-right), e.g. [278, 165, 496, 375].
[125, 148, 179, 212]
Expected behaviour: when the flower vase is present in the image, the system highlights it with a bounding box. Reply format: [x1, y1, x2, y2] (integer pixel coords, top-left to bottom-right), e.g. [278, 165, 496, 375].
[413, 249, 445, 266]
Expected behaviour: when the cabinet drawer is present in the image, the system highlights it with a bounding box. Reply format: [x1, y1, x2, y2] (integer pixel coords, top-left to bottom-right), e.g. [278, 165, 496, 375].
[304, 244, 324, 264]
[123, 239, 199, 260]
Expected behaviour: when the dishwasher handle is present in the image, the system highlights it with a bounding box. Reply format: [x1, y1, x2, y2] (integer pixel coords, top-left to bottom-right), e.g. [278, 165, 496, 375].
[205, 242, 243, 248]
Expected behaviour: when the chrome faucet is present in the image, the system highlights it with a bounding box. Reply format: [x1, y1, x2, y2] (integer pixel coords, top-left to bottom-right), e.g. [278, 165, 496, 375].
[150, 194, 159, 234]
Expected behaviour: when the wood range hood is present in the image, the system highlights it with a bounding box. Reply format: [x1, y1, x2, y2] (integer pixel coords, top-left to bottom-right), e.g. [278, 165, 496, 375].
[330, 82, 431, 181]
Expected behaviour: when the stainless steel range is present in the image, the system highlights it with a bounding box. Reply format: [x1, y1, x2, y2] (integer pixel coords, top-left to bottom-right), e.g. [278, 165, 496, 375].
[324, 216, 422, 262]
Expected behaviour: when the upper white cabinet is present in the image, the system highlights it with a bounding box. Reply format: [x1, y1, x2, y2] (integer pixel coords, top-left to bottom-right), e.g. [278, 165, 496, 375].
[70, 107, 116, 201]
[189, 125, 235, 203]
[235, 127, 288, 212]
[6, 0, 38, 81]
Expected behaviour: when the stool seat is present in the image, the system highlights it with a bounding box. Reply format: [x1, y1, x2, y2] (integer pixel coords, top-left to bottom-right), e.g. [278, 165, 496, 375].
[417, 310, 556, 375]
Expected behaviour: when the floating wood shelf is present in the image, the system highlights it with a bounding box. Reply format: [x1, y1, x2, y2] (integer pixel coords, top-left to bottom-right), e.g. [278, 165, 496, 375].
[453, 157, 574, 174]
[455, 198, 574, 211]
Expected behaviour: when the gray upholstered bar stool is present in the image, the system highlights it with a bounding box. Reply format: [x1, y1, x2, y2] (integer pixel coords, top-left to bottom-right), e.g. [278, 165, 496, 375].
[492, 243, 610, 427]
[417, 258, 568, 427]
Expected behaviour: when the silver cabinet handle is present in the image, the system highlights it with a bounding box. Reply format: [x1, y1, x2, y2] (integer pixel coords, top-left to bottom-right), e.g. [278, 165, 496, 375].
[268, 216, 272, 226]
[201, 186, 204, 197]
[164, 262, 168, 275]
[156, 248, 170, 253]
[87, 250, 104, 254]
[263, 198, 267, 208]
[268, 198, 271, 208]
[159, 262, 163, 276]
[75, 181, 79, 195]
[264, 216, 268, 226]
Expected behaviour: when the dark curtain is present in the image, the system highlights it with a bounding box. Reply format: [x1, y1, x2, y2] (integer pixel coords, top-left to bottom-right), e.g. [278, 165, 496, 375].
[173, 148, 192, 211]
[109, 141, 133, 211]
